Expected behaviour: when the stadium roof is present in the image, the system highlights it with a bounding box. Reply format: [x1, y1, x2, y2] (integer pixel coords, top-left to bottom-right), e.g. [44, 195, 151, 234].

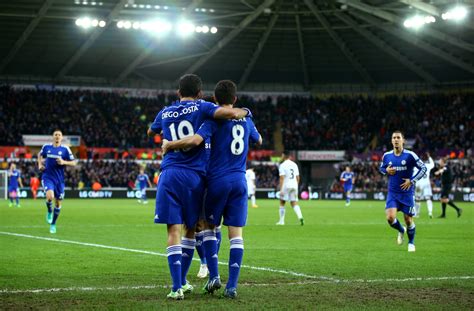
[0, 0, 473, 91]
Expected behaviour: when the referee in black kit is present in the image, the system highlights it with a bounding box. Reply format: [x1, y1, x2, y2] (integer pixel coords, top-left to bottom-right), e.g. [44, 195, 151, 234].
[435, 158, 462, 218]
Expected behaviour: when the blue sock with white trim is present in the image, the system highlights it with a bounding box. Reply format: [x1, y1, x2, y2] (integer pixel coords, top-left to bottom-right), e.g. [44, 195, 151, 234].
[215, 226, 222, 254]
[203, 230, 219, 279]
[227, 237, 244, 289]
[388, 218, 404, 233]
[180, 238, 196, 286]
[195, 231, 206, 264]
[46, 200, 52, 213]
[166, 245, 182, 292]
[52, 207, 61, 225]
[407, 224, 416, 244]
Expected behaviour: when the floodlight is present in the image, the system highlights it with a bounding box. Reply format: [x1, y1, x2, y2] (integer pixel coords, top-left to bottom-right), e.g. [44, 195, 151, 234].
[75, 18, 83, 26]
[117, 21, 124, 28]
[123, 21, 132, 29]
[201, 25, 209, 33]
[195, 26, 202, 33]
[82, 17, 92, 28]
[99, 20, 106, 27]
[177, 21, 195, 36]
[133, 22, 141, 29]
[91, 19, 99, 27]
[210, 26, 218, 34]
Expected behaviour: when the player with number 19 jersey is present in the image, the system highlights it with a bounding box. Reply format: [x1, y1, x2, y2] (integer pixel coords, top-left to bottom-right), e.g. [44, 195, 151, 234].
[150, 99, 219, 228]
[197, 117, 260, 226]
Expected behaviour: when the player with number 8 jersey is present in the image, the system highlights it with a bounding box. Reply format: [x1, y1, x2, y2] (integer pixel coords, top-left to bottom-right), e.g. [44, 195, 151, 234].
[147, 74, 252, 299]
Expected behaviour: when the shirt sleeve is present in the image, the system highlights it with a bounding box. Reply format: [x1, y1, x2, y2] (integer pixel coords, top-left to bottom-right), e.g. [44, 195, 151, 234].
[196, 120, 217, 141]
[294, 164, 300, 176]
[340, 172, 345, 180]
[247, 118, 261, 144]
[150, 110, 163, 133]
[200, 101, 220, 119]
[64, 146, 75, 160]
[410, 153, 427, 183]
[39, 144, 47, 157]
[379, 154, 388, 175]
[279, 164, 285, 176]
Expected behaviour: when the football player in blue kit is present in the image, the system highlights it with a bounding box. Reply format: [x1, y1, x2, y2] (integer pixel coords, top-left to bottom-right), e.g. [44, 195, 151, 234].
[38, 130, 76, 234]
[162, 80, 262, 298]
[8, 163, 23, 208]
[136, 167, 152, 204]
[379, 130, 426, 252]
[147, 74, 252, 300]
[340, 166, 355, 206]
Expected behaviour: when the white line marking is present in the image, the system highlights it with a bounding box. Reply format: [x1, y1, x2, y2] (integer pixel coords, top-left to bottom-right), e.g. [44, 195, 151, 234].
[1, 231, 472, 290]
[0, 231, 335, 281]
[2, 276, 474, 295]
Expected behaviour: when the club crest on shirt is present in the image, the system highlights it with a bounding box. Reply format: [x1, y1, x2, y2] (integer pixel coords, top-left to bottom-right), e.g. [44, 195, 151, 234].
[58, 151, 62, 155]
[401, 160, 406, 165]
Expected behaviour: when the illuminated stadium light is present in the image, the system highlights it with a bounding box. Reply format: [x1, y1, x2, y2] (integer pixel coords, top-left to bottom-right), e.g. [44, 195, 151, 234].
[163, 6, 169, 10]
[123, 21, 132, 29]
[74, 0, 80, 4]
[210, 26, 218, 34]
[209, 9, 215, 13]
[132, 22, 141, 30]
[91, 1, 96, 5]
[139, 4, 144, 9]
[82, 17, 92, 28]
[146, 5, 151, 9]
[75, 18, 83, 26]
[403, 15, 435, 29]
[82, 1, 88, 4]
[195, 26, 202, 33]
[91, 19, 99, 27]
[98, 20, 106, 27]
[155, 5, 160, 9]
[201, 8, 207, 12]
[75, 17, 104, 29]
[201, 25, 209, 33]
[117, 21, 124, 28]
[177, 22, 195, 36]
[442, 6, 468, 21]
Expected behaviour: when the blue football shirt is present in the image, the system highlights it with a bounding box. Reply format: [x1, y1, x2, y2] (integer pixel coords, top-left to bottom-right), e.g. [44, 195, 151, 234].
[379, 149, 426, 195]
[197, 116, 260, 180]
[150, 99, 219, 174]
[8, 169, 21, 188]
[137, 174, 149, 189]
[39, 144, 75, 183]
[340, 171, 354, 187]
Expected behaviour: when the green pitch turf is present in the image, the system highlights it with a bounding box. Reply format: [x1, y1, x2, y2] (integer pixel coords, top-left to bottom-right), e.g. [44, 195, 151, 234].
[1, 199, 473, 310]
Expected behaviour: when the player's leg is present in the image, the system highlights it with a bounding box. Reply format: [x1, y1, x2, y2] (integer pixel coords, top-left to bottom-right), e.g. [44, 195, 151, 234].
[142, 188, 148, 204]
[8, 189, 14, 207]
[15, 188, 20, 207]
[385, 205, 406, 245]
[215, 225, 222, 254]
[195, 222, 208, 278]
[404, 213, 416, 252]
[180, 224, 196, 293]
[32, 187, 37, 200]
[277, 197, 286, 225]
[290, 193, 304, 226]
[224, 226, 243, 299]
[426, 197, 433, 218]
[49, 184, 64, 234]
[42, 179, 54, 223]
[345, 186, 351, 206]
[166, 223, 184, 299]
[447, 198, 462, 217]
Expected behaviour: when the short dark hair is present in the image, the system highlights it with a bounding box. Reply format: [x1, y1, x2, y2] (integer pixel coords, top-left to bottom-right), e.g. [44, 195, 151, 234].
[179, 74, 202, 98]
[214, 80, 236, 106]
[392, 130, 404, 138]
[282, 150, 290, 157]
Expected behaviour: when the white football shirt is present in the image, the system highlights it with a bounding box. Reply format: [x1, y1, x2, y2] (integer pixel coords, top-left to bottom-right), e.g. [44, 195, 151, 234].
[279, 159, 299, 189]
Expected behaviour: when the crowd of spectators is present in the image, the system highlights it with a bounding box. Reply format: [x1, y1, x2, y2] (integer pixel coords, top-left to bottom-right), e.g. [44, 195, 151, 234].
[0, 86, 273, 149]
[1, 86, 471, 154]
[278, 93, 472, 152]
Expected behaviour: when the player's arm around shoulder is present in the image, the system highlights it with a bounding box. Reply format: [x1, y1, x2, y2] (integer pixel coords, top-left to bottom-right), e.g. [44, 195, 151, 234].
[213, 107, 252, 120]
[161, 135, 204, 155]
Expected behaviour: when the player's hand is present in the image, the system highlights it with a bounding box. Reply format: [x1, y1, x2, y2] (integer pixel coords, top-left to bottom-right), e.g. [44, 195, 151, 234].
[38, 164, 45, 171]
[386, 165, 396, 175]
[400, 178, 412, 190]
[56, 158, 65, 165]
[162, 139, 169, 155]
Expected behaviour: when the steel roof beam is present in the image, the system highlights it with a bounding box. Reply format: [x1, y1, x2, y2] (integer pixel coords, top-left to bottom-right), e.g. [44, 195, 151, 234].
[55, 0, 128, 80]
[338, 0, 474, 53]
[0, 0, 54, 73]
[335, 12, 437, 84]
[180, 0, 275, 77]
[295, 4, 310, 90]
[239, 3, 280, 90]
[304, 0, 375, 85]
[351, 11, 474, 74]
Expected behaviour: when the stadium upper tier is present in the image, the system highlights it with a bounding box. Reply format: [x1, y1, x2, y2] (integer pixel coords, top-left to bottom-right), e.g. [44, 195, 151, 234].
[0, 86, 471, 153]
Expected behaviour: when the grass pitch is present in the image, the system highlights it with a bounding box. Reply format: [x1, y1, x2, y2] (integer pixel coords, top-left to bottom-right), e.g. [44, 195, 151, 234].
[1, 199, 473, 310]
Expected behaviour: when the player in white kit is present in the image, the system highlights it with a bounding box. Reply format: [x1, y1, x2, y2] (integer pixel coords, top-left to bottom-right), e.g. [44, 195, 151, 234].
[414, 153, 435, 218]
[276, 151, 304, 226]
[246, 167, 258, 208]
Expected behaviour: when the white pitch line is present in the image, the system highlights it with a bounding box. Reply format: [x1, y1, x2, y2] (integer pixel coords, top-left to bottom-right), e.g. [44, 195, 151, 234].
[0, 231, 336, 282]
[2, 276, 474, 295]
[1, 231, 472, 288]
